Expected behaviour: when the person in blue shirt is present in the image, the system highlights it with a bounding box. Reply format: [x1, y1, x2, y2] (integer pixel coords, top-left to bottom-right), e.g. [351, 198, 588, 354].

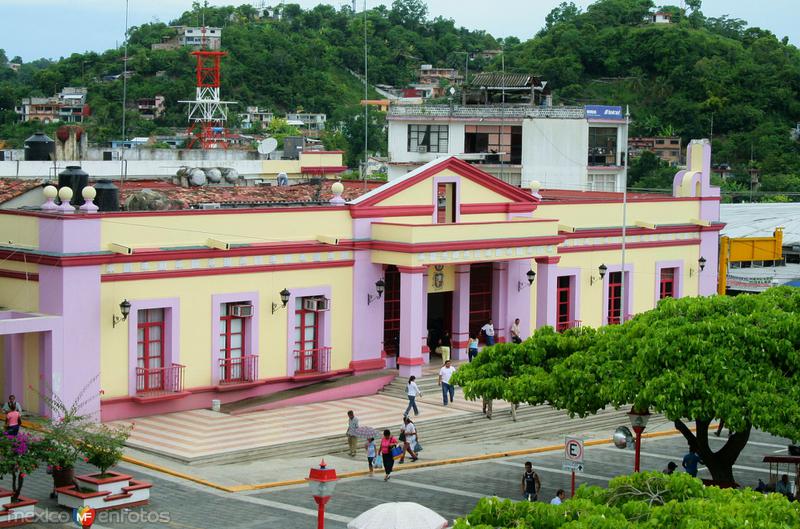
[682, 445, 702, 477]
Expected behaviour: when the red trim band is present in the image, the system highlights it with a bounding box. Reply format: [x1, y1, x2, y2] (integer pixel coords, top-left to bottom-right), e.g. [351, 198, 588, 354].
[396, 266, 427, 274]
[350, 205, 433, 219]
[535, 256, 561, 264]
[397, 356, 425, 366]
[349, 358, 387, 371]
[558, 240, 699, 253]
[372, 235, 565, 253]
[101, 260, 354, 282]
[0, 270, 39, 281]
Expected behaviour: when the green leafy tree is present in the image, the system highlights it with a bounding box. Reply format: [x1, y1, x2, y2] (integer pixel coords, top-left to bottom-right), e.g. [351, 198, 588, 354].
[455, 472, 800, 528]
[453, 287, 800, 483]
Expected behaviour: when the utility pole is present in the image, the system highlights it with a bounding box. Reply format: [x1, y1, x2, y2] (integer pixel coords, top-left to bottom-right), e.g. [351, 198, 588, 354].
[122, 0, 129, 143]
[363, 0, 368, 189]
[619, 106, 630, 323]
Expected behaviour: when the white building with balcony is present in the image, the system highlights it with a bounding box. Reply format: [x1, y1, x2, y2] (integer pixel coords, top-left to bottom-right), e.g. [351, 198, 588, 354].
[386, 104, 629, 192]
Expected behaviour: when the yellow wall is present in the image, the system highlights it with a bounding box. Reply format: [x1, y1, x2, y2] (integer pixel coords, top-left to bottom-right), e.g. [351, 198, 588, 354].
[376, 170, 511, 208]
[100, 210, 353, 249]
[99, 265, 354, 398]
[23, 333, 39, 412]
[261, 159, 302, 175]
[555, 244, 700, 328]
[0, 278, 39, 312]
[372, 220, 558, 245]
[0, 215, 38, 248]
[427, 265, 455, 293]
[298, 152, 344, 168]
[537, 201, 699, 229]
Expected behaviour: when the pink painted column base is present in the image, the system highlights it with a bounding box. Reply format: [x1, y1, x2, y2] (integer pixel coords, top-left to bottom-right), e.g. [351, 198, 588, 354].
[535, 257, 561, 329]
[451, 264, 470, 360]
[491, 262, 509, 342]
[398, 267, 425, 378]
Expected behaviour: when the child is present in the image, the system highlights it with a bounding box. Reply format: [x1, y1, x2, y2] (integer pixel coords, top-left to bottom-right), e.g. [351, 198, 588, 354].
[468, 333, 479, 362]
[5, 408, 20, 436]
[365, 437, 377, 475]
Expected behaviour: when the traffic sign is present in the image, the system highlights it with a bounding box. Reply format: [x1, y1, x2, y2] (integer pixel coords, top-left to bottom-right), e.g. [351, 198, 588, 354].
[565, 437, 584, 463]
[562, 460, 584, 473]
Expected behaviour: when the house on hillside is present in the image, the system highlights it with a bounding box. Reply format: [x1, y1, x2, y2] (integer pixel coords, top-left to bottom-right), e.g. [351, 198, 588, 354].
[152, 26, 222, 51]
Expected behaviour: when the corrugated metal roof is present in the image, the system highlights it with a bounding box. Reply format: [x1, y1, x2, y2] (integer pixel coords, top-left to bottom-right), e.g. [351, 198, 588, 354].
[720, 203, 800, 246]
[469, 72, 535, 88]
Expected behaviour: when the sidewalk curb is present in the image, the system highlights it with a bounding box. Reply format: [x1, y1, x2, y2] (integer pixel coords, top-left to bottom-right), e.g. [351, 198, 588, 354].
[121, 425, 702, 493]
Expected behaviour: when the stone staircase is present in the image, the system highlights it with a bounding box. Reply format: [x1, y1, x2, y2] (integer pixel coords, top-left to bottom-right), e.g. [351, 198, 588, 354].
[181, 369, 667, 465]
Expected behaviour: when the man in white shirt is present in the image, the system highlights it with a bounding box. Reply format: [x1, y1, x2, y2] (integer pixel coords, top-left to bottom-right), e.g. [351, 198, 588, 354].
[438, 360, 457, 405]
[481, 319, 495, 346]
[550, 489, 566, 505]
[346, 410, 359, 457]
[510, 318, 522, 344]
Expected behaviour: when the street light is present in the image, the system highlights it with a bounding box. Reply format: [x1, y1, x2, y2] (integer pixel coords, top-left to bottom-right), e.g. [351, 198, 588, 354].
[627, 408, 651, 472]
[307, 459, 338, 529]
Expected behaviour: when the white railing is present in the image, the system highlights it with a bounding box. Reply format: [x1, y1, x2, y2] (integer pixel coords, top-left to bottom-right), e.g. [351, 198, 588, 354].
[388, 105, 586, 120]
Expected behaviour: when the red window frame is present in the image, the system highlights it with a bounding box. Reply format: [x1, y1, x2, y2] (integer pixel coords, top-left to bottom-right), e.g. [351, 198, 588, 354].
[137, 308, 165, 391]
[219, 302, 247, 366]
[607, 271, 623, 325]
[383, 266, 401, 358]
[556, 276, 572, 331]
[659, 268, 676, 299]
[295, 299, 321, 373]
[469, 263, 493, 341]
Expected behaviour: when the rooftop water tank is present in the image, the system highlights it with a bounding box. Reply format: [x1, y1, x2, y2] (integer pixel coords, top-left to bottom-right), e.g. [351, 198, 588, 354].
[24, 132, 55, 161]
[58, 166, 89, 206]
[94, 179, 120, 212]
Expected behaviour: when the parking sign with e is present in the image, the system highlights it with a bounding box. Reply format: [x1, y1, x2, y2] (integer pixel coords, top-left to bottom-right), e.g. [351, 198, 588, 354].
[565, 437, 584, 463]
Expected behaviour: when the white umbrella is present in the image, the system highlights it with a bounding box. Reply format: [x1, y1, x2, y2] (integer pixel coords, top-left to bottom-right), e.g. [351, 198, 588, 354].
[347, 502, 448, 529]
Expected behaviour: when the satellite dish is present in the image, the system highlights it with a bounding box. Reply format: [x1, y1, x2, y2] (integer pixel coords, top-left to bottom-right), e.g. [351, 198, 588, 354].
[613, 426, 634, 449]
[257, 138, 278, 155]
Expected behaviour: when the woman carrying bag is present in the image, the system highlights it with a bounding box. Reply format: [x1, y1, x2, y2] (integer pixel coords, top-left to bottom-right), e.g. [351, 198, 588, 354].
[380, 429, 399, 481]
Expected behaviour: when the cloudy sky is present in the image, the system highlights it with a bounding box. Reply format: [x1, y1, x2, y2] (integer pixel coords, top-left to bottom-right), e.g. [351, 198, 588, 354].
[1, 0, 796, 62]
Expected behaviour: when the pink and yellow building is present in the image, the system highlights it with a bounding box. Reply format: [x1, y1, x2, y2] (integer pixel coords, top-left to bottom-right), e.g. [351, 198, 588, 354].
[0, 140, 721, 421]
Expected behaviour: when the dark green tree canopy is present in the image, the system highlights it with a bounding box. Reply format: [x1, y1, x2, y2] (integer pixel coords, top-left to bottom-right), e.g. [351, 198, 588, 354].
[453, 287, 800, 482]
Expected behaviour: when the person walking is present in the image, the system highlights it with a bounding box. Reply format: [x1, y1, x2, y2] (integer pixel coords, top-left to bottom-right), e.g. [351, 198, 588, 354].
[510, 318, 522, 344]
[481, 319, 495, 346]
[380, 429, 398, 481]
[2, 395, 22, 414]
[399, 417, 418, 463]
[346, 410, 359, 457]
[439, 359, 457, 406]
[365, 437, 377, 475]
[682, 445, 702, 477]
[404, 375, 421, 417]
[438, 332, 451, 363]
[521, 461, 541, 501]
[550, 489, 566, 505]
[663, 461, 678, 474]
[467, 333, 479, 362]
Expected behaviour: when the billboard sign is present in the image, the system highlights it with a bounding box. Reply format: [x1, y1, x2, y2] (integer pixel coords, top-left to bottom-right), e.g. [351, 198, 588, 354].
[585, 105, 624, 120]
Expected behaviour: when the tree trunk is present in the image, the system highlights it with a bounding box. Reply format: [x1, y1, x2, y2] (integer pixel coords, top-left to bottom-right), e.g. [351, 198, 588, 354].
[674, 419, 751, 484]
[11, 472, 23, 501]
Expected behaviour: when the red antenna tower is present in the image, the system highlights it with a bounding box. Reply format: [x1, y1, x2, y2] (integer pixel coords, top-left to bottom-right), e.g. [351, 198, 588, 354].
[180, 51, 236, 149]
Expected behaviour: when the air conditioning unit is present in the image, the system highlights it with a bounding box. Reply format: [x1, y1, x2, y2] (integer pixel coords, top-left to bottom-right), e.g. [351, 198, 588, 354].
[418, 145, 429, 153]
[302, 297, 331, 311]
[316, 297, 331, 311]
[230, 304, 253, 317]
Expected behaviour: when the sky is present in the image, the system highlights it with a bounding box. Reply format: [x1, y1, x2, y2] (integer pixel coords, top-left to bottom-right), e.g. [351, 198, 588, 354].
[1, 0, 797, 62]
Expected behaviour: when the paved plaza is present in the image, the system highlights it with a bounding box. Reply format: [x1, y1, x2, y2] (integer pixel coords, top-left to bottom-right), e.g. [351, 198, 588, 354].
[4, 429, 790, 529]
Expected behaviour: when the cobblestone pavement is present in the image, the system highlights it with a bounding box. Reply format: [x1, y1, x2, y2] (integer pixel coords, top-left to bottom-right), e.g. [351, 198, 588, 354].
[7, 430, 789, 529]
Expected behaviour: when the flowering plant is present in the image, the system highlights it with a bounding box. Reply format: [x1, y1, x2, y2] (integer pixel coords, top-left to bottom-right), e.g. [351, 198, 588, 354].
[0, 432, 45, 500]
[82, 424, 131, 477]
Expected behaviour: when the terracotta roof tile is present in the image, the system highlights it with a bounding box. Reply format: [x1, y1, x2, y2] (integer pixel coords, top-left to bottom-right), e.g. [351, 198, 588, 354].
[117, 180, 384, 210]
[0, 179, 45, 205]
